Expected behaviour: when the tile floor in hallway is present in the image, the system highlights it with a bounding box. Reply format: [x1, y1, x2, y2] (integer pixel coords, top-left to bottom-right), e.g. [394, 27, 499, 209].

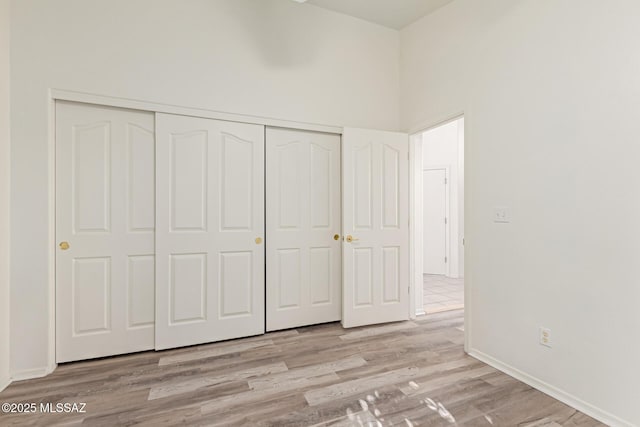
[423, 274, 464, 314]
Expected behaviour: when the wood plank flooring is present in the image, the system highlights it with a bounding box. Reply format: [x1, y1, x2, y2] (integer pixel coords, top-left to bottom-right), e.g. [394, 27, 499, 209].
[0, 310, 604, 426]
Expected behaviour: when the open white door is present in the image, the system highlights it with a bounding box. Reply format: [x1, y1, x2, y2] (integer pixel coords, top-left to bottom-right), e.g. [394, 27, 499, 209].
[155, 114, 265, 350]
[342, 128, 410, 328]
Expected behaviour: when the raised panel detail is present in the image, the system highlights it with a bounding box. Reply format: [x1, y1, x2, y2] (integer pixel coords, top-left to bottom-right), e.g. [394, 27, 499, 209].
[309, 247, 331, 305]
[277, 249, 301, 309]
[73, 257, 111, 335]
[278, 142, 301, 229]
[73, 122, 111, 233]
[382, 145, 400, 229]
[170, 254, 207, 324]
[353, 248, 373, 307]
[171, 131, 207, 231]
[128, 255, 155, 328]
[310, 143, 331, 228]
[221, 133, 253, 230]
[382, 247, 400, 303]
[354, 144, 372, 230]
[219, 252, 253, 317]
[128, 124, 155, 232]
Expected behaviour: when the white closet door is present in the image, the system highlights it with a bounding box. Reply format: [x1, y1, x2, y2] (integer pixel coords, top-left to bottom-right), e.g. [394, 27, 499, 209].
[342, 128, 410, 328]
[155, 114, 264, 350]
[265, 127, 341, 331]
[56, 101, 155, 363]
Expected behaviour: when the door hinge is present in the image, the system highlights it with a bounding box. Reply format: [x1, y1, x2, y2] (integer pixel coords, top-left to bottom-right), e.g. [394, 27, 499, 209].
[444, 177, 447, 185]
[445, 256, 448, 263]
[444, 217, 447, 224]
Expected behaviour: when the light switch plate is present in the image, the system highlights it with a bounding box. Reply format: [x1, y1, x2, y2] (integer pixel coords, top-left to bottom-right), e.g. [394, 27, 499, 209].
[493, 207, 510, 223]
[540, 327, 552, 348]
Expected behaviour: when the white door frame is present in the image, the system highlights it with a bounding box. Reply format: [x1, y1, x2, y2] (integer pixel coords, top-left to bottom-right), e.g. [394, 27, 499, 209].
[408, 112, 469, 353]
[422, 165, 451, 278]
[39, 89, 343, 380]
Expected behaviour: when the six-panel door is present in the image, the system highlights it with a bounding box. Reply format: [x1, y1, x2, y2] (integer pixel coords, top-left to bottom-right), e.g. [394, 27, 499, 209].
[154, 114, 265, 350]
[265, 127, 342, 331]
[55, 101, 156, 363]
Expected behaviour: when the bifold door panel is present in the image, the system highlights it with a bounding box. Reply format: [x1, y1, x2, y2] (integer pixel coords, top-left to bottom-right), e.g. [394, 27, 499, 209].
[265, 128, 342, 331]
[341, 128, 410, 328]
[154, 114, 265, 350]
[55, 102, 156, 363]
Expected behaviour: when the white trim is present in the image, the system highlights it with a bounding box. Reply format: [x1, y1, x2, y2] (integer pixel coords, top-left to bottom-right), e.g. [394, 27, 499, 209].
[0, 376, 10, 392]
[409, 133, 423, 318]
[469, 349, 635, 427]
[461, 112, 470, 354]
[47, 90, 58, 379]
[50, 89, 343, 135]
[422, 165, 450, 278]
[456, 118, 465, 279]
[10, 365, 56, 382]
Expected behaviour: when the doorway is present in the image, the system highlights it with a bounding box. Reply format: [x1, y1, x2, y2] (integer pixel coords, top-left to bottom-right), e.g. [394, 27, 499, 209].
[415, 117, 464, 315]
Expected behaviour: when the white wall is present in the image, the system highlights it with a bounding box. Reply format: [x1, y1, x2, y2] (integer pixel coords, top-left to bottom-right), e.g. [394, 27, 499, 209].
[402, 1, 640, 425]
[9, 0, 401, 376]
[0, 0, 11, 392]
[422, 118, 464, 278]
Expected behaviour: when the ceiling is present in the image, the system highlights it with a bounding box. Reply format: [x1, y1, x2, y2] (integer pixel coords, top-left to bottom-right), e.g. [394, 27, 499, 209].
[305, 0, 454, 30]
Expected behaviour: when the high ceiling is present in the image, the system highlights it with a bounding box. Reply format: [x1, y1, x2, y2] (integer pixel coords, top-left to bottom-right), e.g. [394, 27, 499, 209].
[305, 0, 454, 30]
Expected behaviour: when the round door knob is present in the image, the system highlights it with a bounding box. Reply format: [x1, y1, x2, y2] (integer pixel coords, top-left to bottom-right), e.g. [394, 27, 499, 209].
[333, 234, 340, 241]
[255, 237, 263, 245]
[59, 241, 70, 250]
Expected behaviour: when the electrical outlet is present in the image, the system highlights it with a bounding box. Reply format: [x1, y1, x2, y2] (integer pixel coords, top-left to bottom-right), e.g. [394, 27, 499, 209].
[540, 327, 552, 348]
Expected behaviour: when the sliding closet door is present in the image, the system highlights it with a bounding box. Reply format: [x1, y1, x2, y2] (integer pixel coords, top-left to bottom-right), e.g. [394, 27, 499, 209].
[155, 114, 264, 350]
[266, 128, 341, 331]
[56, 101, 155, 363]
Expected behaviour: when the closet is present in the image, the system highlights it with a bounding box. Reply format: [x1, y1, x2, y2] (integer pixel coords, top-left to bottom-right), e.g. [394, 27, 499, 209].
[55, 101, 410, 363]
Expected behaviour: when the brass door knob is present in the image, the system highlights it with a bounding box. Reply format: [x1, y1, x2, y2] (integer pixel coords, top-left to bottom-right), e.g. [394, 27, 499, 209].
[333, 234, 340, 241]
[345, 235, 359, 243]
[59, 241, 70, 250]
[255, 237, 263, 245]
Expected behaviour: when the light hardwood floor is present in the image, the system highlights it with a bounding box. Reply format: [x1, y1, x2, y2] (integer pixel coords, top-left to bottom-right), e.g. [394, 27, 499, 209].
[0, 310, 603, 426]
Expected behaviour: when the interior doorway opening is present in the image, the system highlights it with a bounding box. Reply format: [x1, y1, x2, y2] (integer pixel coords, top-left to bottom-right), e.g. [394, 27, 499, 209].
[413, 117, 464, 316]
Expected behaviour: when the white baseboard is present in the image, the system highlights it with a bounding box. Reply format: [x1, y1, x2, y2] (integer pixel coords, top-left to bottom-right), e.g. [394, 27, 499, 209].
[468, 348, 635, 427]
[11, 364, 56, 382]
[415, 308, 426, 317]
[0, 375, 10, 393]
